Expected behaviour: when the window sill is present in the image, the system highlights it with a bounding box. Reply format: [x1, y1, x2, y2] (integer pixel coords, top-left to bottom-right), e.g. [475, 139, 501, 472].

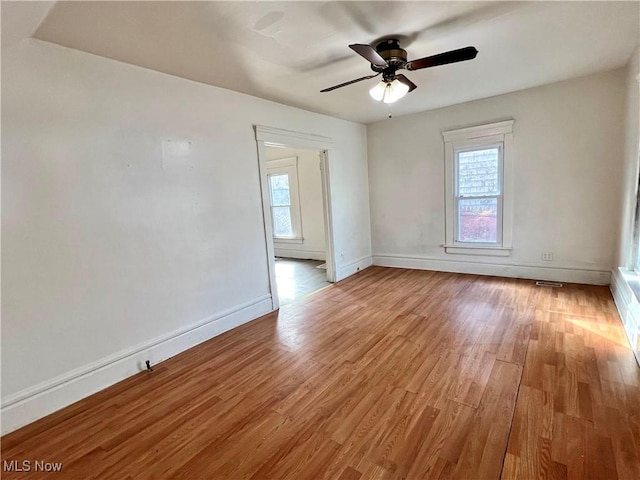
[443, 244, 512, 257]
[274, 237, 303, 245]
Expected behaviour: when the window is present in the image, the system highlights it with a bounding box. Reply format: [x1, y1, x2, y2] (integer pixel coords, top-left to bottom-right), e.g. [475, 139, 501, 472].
[266, 157, 302, 243]
[269, 174, 293, 237]
[455, 146, 502, 244]
[443, 120, 514, 256]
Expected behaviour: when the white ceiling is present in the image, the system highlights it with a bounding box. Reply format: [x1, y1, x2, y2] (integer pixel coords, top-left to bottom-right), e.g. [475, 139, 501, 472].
[6, 1, 640, 124]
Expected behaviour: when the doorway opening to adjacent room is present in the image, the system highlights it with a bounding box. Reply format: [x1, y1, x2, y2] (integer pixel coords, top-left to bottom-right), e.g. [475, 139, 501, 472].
[255, 126, 336, 309]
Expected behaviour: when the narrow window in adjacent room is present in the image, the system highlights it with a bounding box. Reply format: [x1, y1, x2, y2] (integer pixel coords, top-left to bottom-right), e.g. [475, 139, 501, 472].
[266, 157, 303, 242]
[269, 173, 294, 236]
[443, 119, 514, 256]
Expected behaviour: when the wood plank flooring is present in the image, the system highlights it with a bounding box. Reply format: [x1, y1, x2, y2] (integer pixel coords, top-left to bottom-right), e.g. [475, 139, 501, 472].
[2, 267, 639, 479]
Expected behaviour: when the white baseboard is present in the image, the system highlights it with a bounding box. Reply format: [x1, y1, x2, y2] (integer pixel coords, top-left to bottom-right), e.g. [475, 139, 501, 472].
[274, 248, 326, 261]
[610, 268, 640, 365]
[336, 255, 373, 282]
[1, 294, 273, 435]
[372, 254, 611, 285]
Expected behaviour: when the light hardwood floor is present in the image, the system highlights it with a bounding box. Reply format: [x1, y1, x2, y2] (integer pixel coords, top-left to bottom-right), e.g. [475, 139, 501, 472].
[275, 257, 330, 306]
[2, 267, 639, 479]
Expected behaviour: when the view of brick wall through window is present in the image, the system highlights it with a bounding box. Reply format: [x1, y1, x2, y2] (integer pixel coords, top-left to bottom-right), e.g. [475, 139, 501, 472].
[457, 148, 499, 242]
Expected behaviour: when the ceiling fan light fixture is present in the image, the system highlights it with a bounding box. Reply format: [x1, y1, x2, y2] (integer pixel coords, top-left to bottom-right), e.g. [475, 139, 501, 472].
[384, 78, 410, 103]
[370, 78, 410, 104]
[369, 81, 387, 101]
[322, 39, 478, 111]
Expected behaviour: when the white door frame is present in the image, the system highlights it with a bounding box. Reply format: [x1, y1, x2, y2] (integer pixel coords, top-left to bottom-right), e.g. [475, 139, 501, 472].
[254, 126, 336, 310]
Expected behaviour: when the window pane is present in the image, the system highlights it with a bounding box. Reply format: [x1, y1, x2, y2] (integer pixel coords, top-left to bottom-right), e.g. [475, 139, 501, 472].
[272, 206, 293, 237]
[457, 148, 499, 196]
[458, 198, 498, 243]
[269, 174, 291, 206]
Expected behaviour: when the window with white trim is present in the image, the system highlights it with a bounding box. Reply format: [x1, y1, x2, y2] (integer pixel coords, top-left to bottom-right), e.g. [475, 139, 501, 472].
[266, 157, 303, 243]
[455, 146, 502, 244]
[443, 120, 514, 256]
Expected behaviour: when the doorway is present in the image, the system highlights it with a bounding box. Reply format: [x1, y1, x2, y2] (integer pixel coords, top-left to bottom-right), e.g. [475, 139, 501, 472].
[255, 126, 336, 310]
[264, 145, 330, 306]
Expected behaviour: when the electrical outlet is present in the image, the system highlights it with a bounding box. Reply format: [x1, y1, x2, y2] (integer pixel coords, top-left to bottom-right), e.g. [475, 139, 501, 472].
[542, 252, 553, 261]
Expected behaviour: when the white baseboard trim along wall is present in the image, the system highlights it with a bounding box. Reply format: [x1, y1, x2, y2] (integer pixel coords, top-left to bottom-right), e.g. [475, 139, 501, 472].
[372, 254, 611, 285]
[274, 249, 326, 261]
[336, 255, 373, 282]
[610, 268, 640, 365]
[0, 295, 273, 435]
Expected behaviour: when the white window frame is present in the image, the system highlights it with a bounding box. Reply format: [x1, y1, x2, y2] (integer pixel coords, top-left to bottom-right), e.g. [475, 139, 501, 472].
[266, 157, 303, 243]
[454, 144, 504, 246]
[633, 71, 640, 272]
[442, 119, 514, 256]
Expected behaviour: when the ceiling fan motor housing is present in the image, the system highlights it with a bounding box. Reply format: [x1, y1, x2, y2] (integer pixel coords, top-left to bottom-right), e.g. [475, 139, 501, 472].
[373, 39, 408, 74]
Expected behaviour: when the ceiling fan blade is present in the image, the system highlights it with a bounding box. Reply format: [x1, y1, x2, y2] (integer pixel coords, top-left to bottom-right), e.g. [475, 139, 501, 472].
[320, 73, 380, 93]
[395, 74, 417, 92]
[406, 46, 478, 71]
[349, 44, 388, 67]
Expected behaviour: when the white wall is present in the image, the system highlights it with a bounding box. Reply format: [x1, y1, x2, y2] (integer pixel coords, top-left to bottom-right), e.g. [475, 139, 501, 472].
[368, 69, 626, 285]
[1, 39, 371, 432]
[265, 147, 326, 261]
[616, 46, 640, 268]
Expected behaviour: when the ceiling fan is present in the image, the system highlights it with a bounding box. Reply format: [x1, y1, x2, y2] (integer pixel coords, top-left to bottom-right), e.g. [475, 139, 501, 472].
[320, 39, 478, 104]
